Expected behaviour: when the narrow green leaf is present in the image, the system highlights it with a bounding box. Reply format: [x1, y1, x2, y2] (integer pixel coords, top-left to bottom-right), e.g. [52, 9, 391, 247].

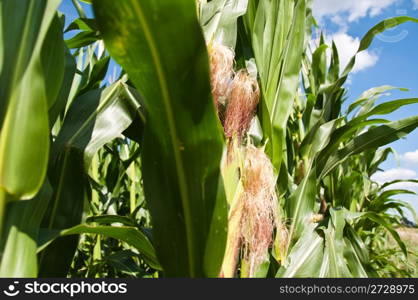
[343, 238, 368, 278]
[86, 215, 136, 227]
[65, 18, 98, 33]
[362, 212, 407, 256]
[369, 147, 394, 176]
[327, 41, 340, 82]
[287, 166, 317, 243]
[41, 15, 65, 108]
[311, 44, 328, 86]
[358, 17, 418, 52]
[48, 49, 77, 127]
[320, 116, 418, 178]
[41, 224, 161, 270]
[317, 119, 390, 168]
[345, 224, 369, 264]
[347, 86, 408, 115]
[299, 118, 340, 159]
[380, 179, 418, 190]
[339, 17, 418, 87]
[65, 31, 100, 49]
[379, 189, 416, 199]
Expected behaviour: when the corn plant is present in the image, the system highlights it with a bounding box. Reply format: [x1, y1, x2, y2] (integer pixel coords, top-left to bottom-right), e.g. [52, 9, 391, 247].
[0, 0, 417, 278]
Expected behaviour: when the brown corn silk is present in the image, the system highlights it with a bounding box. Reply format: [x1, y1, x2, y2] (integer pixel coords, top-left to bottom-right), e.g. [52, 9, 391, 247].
[207, 42, 234, 116]
[208, 42, 282, 277]
[224, 70, 260, 140]
[240, 144, 278, 277]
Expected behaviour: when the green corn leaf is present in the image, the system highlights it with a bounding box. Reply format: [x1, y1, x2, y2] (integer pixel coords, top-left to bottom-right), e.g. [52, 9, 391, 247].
[48, 49, 77, 127]
[0, 0, 61, 200]
[318, 96, 418, 169]
[52, 82, 141, 169]
[320, 116, 418, 178]
[0, 10, 65, 276]
[41, 16, 65, 109]
[317, 119, 390, 168]
[327, 41, 340, 82]
[39, 224, 161, 271]
[332, 17, 418, 90]
[93, 0, 227, 277]
[102, 250, 147, 275]
[361, 212, 407, 256]
[368, 147, 394, 176]
[86, 215, 136, 227]
[355, 98, 418, 122]
[80, 56, 110, 94]
[380, 179, 418, 190]
[286, 166, 317, 244]
[39, 82, 143, 276]
[65, 31, 100, 49]
[358, 17, 418, 52]
[200, 0, 249, 48]
[299, 118, 340, 159]
[277, 225, 324, 278]
[0, 182, 52, 277]
[379, 189, 416, 199]
[343, 238, 369, 278]
[311, 44, 328, 87]
[320, 209, 352, 277]
[345, 225, 369, 264]
[65, 18, 98, 33]
[347, 86, 408, 115]
[249, 0, 306, 172]
[0, 0, 61, 123]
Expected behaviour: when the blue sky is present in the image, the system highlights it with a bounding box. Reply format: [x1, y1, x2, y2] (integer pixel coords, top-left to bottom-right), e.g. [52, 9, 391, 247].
[59, 0, 418, 219]
[59, 0, 92, 20]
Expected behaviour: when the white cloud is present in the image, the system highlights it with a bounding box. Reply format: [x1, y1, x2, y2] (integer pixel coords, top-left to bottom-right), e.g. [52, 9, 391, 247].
[331, 32, 379, 73]
[372, 168, 418, 190]
[388, 181, 418, 190]
[313, 0, 397, 23]
[311, 1, 385, 74]
[403, 149, 418, 164]
[372, 168, 417, 183]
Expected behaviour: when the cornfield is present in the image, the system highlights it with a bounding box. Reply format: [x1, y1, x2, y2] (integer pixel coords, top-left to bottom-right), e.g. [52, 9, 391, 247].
[0, 0, 417, 278]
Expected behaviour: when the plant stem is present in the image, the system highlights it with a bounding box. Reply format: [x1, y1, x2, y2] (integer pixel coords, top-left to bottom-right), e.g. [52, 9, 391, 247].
[0, 188, 7, 267]
[71, 0, 87, 18]
[129, 163, 136, 214]
[0, 189, 6, 241]
[90, 153, 101, 264]
[91, 153, 99, 206]
[93, 235, 102, 266]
